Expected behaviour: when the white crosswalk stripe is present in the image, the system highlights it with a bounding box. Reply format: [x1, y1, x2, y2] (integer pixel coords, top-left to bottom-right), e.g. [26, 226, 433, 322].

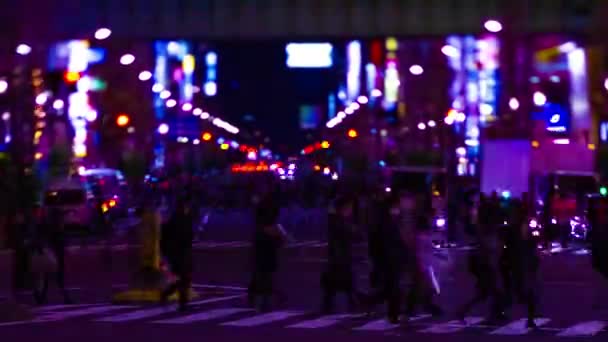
[153, 308, 253, 324]
[354, 314, 430, 331]
[557, 321, 607, 337]
[491, 318, 551, 335]
[287, 313, 363, 329]
[38, 305, 135, 322]
[221, 311, 305, 327]
[3, 301, 608, 338]
[95, 295, 244, 322]
[419, 317, 484, 334]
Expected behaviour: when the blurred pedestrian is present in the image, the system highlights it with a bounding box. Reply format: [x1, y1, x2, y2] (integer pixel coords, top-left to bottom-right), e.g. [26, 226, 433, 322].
[587, 195, 608, 309]
[365, 193, 407, 323]
[501, 193, 540, 328]
[321, 195, 360, 313]
[33, 207, 72, 305]
[404, 192, 443, 318]
[160, 195, 194, 311]
[247, 191, 287, 311]
[457, 193, 504, 322]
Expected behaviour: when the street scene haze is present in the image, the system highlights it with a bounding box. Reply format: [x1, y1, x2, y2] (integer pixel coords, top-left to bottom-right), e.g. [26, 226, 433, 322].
[2, 1, 608, 342]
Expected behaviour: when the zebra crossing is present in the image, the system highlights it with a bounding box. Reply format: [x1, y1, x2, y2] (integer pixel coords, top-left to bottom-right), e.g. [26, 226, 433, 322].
[2, 300, 607, 338]
[192, 240, 327, 249]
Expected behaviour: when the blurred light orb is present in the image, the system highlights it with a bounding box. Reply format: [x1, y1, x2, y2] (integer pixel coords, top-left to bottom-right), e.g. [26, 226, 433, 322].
[0, 79, 7, 94]
[371, 89, 382, 97]
[152, 84, 164, 93]
[16, 44, 32, 56]
[182, 103, 193, 111]
[157, 123, 169, 135]
[94, 28, 112, 40]
[508, 97, 520, 110]
[357, 95, 368, 104]
[428, 120, 437, 127]
[441, 45, 460, 58]
[35, 93, 49, 105]
[409, 65, 424, 75]
[417, 122, 426, 130]
[166, 99, 177, 108]
[604, 78, 608, 91]
[138, 71, 152, 81]
[53, 99, 64, 110]
[159, 90, 171, 99]
[533, 91, 547, 106]
[484, 19, 503, 33]
[193, 108, 203, 116]
[120, 54, 135, 65]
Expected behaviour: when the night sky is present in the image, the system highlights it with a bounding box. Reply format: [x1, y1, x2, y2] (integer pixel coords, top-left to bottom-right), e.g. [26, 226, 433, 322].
[215, 41, 342, 154]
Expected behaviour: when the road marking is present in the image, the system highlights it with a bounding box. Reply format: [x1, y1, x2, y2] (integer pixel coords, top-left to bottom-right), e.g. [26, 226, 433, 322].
[490, 318, 550, 335]
[32, 303, 104, 312]
[153, 308, 253, 324]
[287, 314, 363, 329]
[221, 311, 304, 327]
[288, 241, 321, 248]
[96, 295, 243, 322]
[354, 315, 430, 331]
[419, 317, 484, 334]
[37, 305, 135, 322]
[557, 321, 607, 337]
[192, 284, 248, 291]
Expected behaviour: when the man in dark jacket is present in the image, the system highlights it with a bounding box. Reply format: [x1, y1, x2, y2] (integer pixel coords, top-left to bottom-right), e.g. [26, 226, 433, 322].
[161, 195, 194, 311]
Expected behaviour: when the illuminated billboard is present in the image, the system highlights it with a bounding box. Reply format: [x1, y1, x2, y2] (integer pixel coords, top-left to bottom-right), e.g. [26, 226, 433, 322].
[286, 43, 333, 68]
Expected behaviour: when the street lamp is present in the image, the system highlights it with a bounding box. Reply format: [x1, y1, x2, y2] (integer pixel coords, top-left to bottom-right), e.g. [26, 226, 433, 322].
[409, 65, 424, 75]
[94, 28, 112, 40]
[0, 79, 7, 94]
[138, 71, 152, 81]
[157, 123, 169, 135]
[16, 44, 32, 56]
[484, 20, 503, 33]
[120, 54, 135, 65]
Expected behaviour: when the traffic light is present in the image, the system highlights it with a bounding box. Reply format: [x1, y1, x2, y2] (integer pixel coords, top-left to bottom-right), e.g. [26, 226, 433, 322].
[116, 114, 130, 127]
[202, 132, 212, 141]
[321, 140, 330, 149]
[347, 129, 358, 138]
[600, 186, 607, 197]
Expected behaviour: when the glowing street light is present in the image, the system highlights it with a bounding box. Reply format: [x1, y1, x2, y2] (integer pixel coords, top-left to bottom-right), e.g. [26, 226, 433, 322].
[52, 99, 64, 110]
[138, 71, 152, 81]
[509, 97, 520, 110]
[94, 28, 112, 40]
[116, 114, 130, 127]
[120, 54, 135, 65]
[409, 65, 424, 75]
[417, 122, 427, 130]
[604, 78, 608, 92]
[347, 129, 358, 138]
[160, 90, 171, 100]
[166, 99, 177, 108]
[182, 103, 193, 111]
[484, 19, 503, 33]
[533, 91, 547, 106]
[193, 108, 203, 116]
[0, 79, 7, 94]
[157, 123, 169, 135]
[16, 44, 32, 56]
[441, 45, 460, 58]
[202, 132, 212, 141]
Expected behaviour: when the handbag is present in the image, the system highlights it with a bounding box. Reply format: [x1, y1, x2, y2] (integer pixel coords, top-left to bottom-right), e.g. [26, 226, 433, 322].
[31, 248, 58, 274]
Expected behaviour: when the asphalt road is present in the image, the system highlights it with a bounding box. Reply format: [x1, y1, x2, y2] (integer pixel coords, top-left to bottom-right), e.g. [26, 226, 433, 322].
[2, 237, 608, 342]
